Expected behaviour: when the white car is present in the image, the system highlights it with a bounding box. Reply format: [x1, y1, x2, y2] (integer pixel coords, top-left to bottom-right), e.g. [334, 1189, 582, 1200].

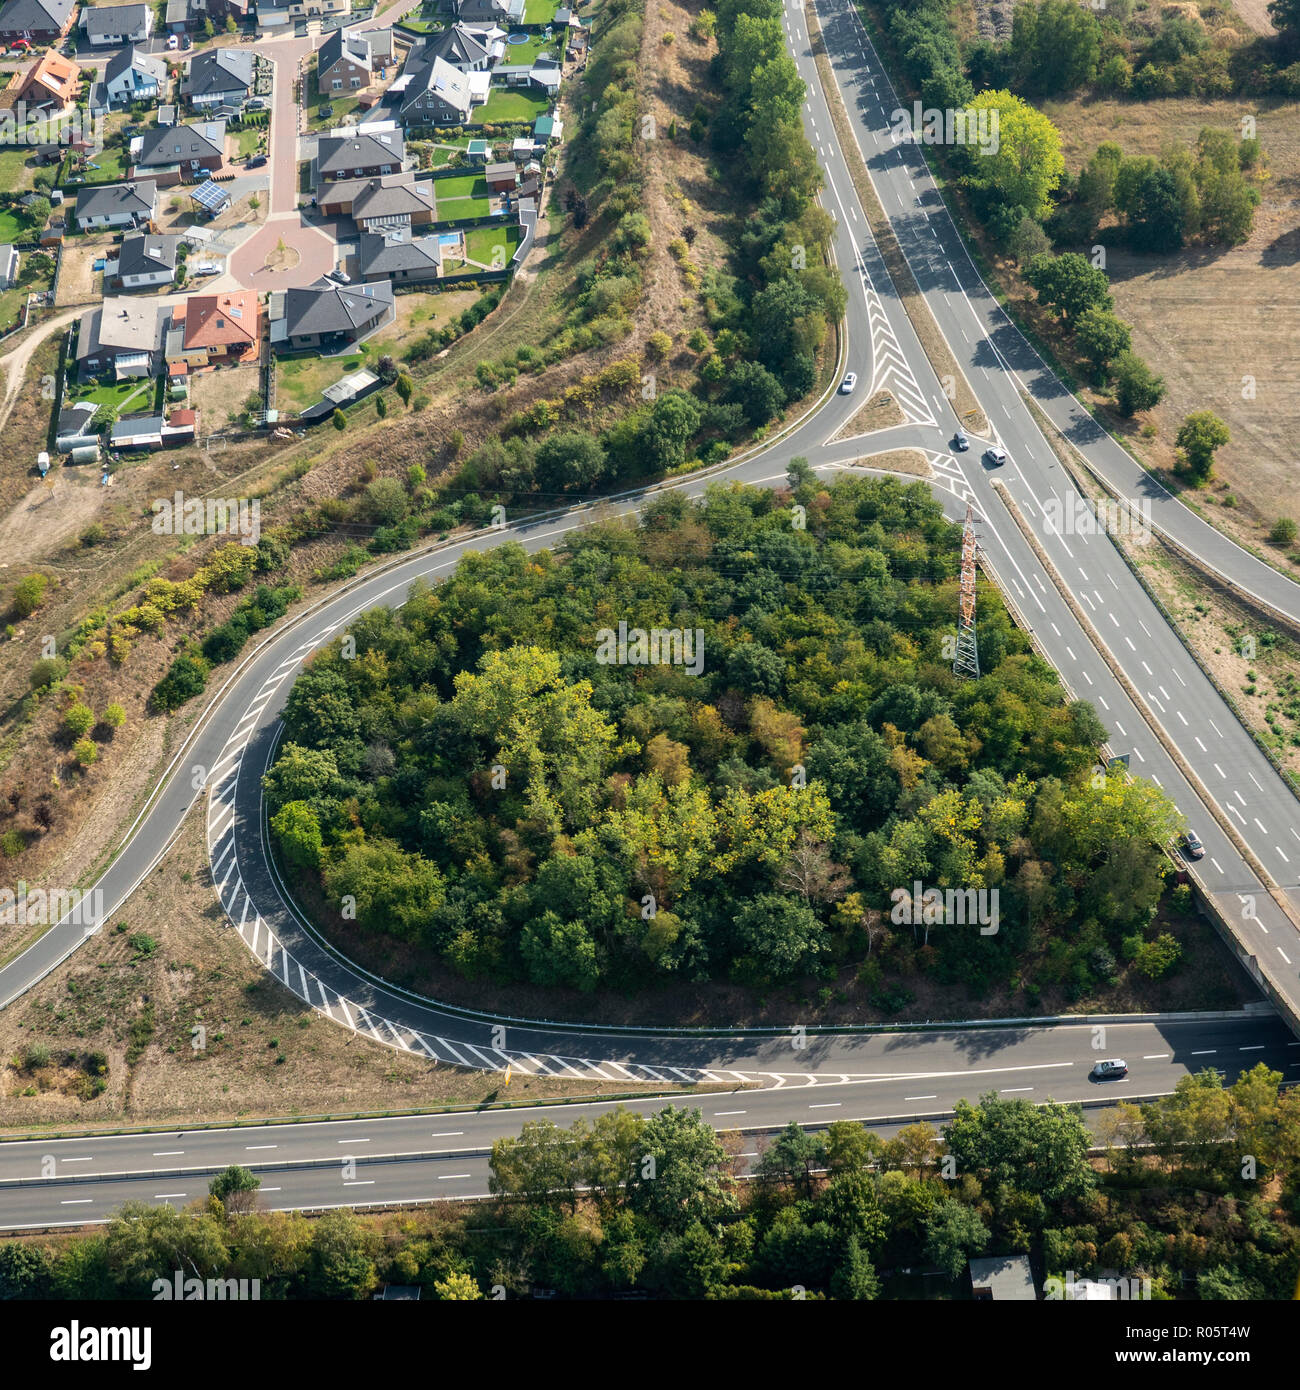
[329, 269, 351, 284]
[193, 262, 219, 276]
[985, 445, 1007, 466]
[839, 372, 857, 394]
[166, 33, 179, 48]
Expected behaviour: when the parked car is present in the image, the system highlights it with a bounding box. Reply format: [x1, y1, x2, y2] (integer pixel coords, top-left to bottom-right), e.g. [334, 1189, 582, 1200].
[193, 262, 219, 276]
[166, 33, 179, 49]
[11, 38, 30, 51]
[246, 153, 267, 168]
[329, 269, 351, 284]
[1183, 830, 1205, 860]
[246, 97, 267, 110]
[984, 445, 1007, 466]
[181, 34, 192, 48]
[839, 372, 857, 395]
[953, 429, 969, 451]
[1091, 1058, 1129, 1080]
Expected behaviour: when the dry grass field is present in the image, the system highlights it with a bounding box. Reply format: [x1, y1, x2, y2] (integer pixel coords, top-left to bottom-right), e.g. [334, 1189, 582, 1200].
[1033, 93, 1300, 543]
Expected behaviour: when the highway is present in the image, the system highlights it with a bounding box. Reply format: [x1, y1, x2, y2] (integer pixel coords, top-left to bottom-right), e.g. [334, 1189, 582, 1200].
[1, 1016, 1295, 1228]
[0, 0, 1299, 1226]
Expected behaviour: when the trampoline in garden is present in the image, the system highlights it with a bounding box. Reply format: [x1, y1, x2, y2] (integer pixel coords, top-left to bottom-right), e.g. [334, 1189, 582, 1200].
[506, 31, 529, 42]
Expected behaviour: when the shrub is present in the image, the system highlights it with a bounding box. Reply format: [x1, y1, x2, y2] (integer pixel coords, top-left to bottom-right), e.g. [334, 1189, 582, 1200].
[29, 657, 67, 690]
[72, 738, 97, 766]
[0, 829, 24, 858]
[63, 702, 95, 738]
[102, 702, 126, 730]
[1268, 517, 1297, 545]
[10, 574, 48, 618]
[151, 653, 210, 712]
[645, 330, 673, 360]
[333, 409, 347, 430]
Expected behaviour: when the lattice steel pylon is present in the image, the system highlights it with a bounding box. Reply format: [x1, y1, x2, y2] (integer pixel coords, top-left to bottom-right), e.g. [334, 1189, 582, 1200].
[954, 502, 980, 679]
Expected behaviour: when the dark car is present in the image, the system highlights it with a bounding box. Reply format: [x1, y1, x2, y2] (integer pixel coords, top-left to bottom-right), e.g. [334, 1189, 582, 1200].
[181, 34, 192, 48]
[953, 429, 969, 451]
[1091, 1058, 1129, 1080]
[1183, 830, 1205, 860]
[246, 153, 267, 168]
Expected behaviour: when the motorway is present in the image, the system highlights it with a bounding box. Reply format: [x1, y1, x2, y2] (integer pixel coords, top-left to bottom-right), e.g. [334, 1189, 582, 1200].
[1, 0, 1300, 1222]
[1, 1016, 1296, 1227]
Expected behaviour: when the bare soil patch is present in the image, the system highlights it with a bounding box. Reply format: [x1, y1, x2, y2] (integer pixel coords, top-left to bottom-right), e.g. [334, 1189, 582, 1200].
[0, 472, 105, 567]
[845, 447, 931, 476]
[55, 235, 116, 309]
[192, 364, 262, 432]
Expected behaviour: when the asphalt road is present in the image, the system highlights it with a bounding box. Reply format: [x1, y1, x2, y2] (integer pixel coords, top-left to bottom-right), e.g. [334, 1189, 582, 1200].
[1, 1016, 1295, 1228]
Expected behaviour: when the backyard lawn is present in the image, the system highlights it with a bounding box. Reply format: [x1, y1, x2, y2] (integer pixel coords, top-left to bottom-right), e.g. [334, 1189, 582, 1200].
[69, 378, 154, 413]
[0, 148, 37, 194]
[522, 0, 561, 23]
[464, 222, 520, 267]
[0, 212, 26, 242]
[433, 173, 491, 218]
[475, 88, 551, 124]
[233, 125, 264, 158]
[501, 32, 564, 63]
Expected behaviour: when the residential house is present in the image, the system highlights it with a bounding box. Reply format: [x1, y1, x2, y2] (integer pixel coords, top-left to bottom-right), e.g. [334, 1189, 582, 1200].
[55, 400, 101, 452]
[183, 47, 256, 110]
[315, 129, 404, 182]
[81, 3, 153, 44]
[75, 297, 167, 378]
[18, 49, 79, 113]
[316, 26, 372, 95]
[270, 277, 394, 350]
[422, 22, 493, 72]
[176, 0, 252, 28]
[451, 0, 522, 24]
[318, 172, 434, 230]
[0, 0, 75, 46]
[168, 288, 260, 369]
[134, 120, 227, 182]
[357, 228, 441, 285]
[109, 231, 178, 289]
[969, 1257, 1037, 1302]
[255, 0, 349, 29]
[368, 28, 396, 70]
[0, 244, 17, 289]
[484, 161, 516, 193]
[74, 179, 157, 229]
[397, 54, 472, 125]
[104, 46, 167, 106]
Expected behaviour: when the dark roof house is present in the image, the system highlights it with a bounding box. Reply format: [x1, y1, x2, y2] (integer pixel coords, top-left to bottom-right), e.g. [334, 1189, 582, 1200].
[315, 129, 404, 181]
[272, 277, 395, 349]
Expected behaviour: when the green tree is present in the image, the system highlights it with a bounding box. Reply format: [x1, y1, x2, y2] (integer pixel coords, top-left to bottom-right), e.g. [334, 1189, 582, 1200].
[1175, 410, 1230, 483]
[756, 1122, 826, 1201]
[1009, 0, 1102, 96]
[271, 801, 324, 869]
[1074, 305, 1131, 380]
[961, 91, 1065, 219]
[433, 1271, 483, 1299]
[731, 892, 826, 984]
[624, 1107, 735, 1233]
[102, 702, 126, 730]
[1111, 350, 1166, 416]
[945, 1094, 1096, 1201]
[924, 1199, 990, 1278]
[1025, 252, 1111, 325]
[209, 1165, 261, 1216]
[490, 1119, 580, 1209]
[307, 1210, 377, 1299]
